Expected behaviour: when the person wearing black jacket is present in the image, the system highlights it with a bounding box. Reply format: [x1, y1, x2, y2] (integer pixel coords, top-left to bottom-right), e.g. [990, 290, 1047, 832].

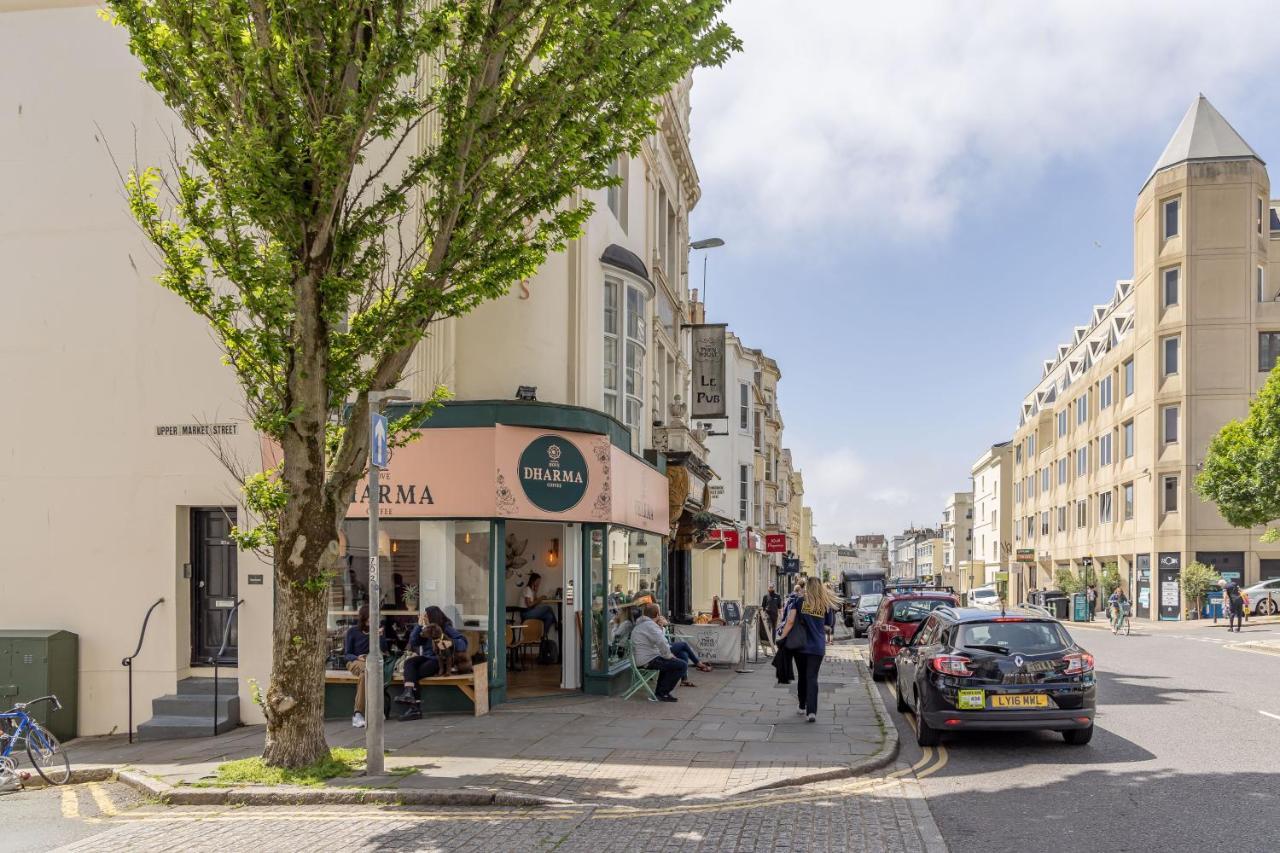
[762, 584, 783, 641]
[396, 606, 469, 720]
[343, 604, 389, 729]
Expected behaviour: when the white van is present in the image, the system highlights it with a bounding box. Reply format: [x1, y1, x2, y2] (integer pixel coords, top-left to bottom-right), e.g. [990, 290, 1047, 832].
[967, 585, 1001, 610]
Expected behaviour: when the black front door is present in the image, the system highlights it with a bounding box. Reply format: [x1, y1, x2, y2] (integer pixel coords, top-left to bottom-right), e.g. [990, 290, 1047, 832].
[192, 508, 238, 664]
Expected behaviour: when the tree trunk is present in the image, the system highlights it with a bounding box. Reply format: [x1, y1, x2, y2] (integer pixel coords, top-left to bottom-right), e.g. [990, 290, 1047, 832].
[261, 503, 339, 768]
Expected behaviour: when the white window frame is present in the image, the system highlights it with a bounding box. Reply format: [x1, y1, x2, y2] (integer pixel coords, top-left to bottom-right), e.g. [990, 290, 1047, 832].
[1123, 419, 1135, 459]
[1123, 358, 1134, 398]
[1163, 196, 1180, 240]
[1076, 446, 1088, 478]
[603, 271, 653, 448]
[1162, 266, 1180, 308]
[1058, 457, 1067, 486]
[1163, 335, 1180, 377]
[1098, 374, 1113, 410]
[1098, 432, 1112, 467]
[738, 464, 749, 522]
[1259, 265, 1268, 303]
[1076, 391, 1088, 426]
[1041, 467, 1050, 492]
[1099, 491, 1113, 525]
[738, 382, 750, 432]
[1123, 482, 1134, 520]
[1058, 410, 1068, 438]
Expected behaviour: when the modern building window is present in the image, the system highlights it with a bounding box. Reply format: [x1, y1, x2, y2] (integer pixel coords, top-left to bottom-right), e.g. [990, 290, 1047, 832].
[1260, 332, 1280, 372]
[1041, 467, 1050, 492]
[1029, 433, 1036, 457]
[1163, 335, 1180, 376]
[1057, 505, 1067, 532]
[1076, 446, 1088, 478]
[1041, 511, 1050, 537]
[739, 383, 750, 431]
[1098, 433, 1112, 467]
[603, 274, 648, 443]
[1162, 266, 1180, 308]
[1015, 444, 1023, 465]
[1259, 266, 1268, 303]
[1123, 358, 1134, 397]
[1260, 197, 1266, 236]
[1058, 410, 1068, 437]
[1076, 391, 1089, 425]
[1123, 419, 1135, 459]
[1163, 196, 1180, 240]
[1026, 517, 1034, 540]
[1163, 405, 1180, 444]
[1163, 475, 1179, 513]
[1015, 482, 1022, 504]
[1123, 482, 1134, 520]
[1076, 499, 1088, 529]
[1098, 491, 1113, 524]
[1098, 375, 1113, 410]
[738, 465, 749, 522]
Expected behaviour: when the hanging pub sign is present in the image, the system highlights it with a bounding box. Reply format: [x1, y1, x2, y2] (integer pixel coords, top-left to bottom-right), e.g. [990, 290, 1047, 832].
[690, 323, 727, 418]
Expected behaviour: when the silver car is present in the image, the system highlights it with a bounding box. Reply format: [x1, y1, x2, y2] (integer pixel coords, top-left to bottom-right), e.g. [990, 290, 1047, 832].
[1245, 579, 1280, 615]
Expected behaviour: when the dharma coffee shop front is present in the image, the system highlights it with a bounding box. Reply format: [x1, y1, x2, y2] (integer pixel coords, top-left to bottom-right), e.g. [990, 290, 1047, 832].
[334, 409, 669, 706]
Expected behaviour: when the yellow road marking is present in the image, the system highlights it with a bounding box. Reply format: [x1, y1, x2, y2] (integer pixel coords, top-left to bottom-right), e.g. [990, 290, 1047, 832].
[60, 787, 79, 819]
[914, 745, 948, 779]
[88, 782, 118, 817]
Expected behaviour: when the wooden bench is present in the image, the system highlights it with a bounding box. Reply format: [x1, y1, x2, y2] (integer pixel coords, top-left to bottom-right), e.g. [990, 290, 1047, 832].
[325, 661, 488, 717]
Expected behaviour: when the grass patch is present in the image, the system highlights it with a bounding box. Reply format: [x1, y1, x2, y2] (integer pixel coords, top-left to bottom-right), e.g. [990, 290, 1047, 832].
[211, 747, 367, 787]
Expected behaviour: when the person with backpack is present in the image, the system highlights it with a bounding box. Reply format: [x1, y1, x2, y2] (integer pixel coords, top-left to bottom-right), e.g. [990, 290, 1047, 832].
[773, 579, 805, 685]
[1223, 577, 1246, 632]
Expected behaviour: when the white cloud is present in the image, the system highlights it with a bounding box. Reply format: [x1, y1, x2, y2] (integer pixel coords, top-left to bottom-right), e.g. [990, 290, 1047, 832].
[798, 445, 953, 542]
[692, 0, 1277, 240]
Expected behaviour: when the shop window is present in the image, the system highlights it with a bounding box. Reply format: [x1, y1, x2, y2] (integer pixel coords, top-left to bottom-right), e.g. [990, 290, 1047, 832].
[603, 528, 660, 667]
[588, 529, 606, 672]
[330, 519, 491, 669]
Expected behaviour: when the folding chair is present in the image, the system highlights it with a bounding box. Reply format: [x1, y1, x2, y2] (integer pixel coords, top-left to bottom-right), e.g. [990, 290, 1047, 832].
[621, 640, 660, 701]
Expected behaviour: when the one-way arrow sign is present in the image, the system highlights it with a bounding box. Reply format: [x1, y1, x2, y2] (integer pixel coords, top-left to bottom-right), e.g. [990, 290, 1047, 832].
[371, 413, 389, 469]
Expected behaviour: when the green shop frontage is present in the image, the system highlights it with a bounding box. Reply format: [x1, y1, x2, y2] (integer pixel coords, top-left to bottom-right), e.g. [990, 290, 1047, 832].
[328, 401, 670, 712]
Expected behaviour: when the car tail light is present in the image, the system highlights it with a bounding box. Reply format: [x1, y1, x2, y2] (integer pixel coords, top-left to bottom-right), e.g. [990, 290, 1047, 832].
[1063, 652, 1094, 675]
[927, 655, 973, 677]
[944, 718, 963, 726]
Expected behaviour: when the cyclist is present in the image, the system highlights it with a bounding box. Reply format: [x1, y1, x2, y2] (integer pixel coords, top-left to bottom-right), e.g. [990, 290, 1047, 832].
[1107, 586, 1129, 633]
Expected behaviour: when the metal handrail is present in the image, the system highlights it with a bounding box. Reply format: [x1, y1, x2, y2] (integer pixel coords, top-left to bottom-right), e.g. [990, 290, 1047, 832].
[210, 600, 244, 737]
[122, 598, 165, 744]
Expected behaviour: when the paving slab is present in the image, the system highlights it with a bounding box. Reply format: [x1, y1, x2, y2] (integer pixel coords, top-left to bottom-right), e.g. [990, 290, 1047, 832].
[66, 642, 892, 805]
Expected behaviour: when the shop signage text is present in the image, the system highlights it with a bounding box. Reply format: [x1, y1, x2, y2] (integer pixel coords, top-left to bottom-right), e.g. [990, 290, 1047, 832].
[155, 423, 238, 436]
[708, 529, 740, 548]
[765, 533, 787, 553]
[690, 324, 727, 419]
[1015, 548, 1034, 563]
[518, 435, 589, 513]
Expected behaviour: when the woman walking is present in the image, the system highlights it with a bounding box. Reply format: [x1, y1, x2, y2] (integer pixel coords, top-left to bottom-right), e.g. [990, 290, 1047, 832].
[779, 578, 838, 722]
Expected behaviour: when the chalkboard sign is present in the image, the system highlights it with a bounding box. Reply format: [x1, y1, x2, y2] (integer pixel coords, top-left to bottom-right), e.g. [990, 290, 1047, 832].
[720, 599, 742, 624]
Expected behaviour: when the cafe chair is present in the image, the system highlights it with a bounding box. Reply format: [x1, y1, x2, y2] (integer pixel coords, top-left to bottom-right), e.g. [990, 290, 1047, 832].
[517, 619, 545, 666]
[621, 640, 659, 701]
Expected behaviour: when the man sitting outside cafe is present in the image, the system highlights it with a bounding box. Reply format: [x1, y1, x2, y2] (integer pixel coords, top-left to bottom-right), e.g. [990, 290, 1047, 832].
[632, 603, 685, 702]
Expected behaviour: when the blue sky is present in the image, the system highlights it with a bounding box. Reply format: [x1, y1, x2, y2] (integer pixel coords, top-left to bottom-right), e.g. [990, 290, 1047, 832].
[688, 0, 1280, 542]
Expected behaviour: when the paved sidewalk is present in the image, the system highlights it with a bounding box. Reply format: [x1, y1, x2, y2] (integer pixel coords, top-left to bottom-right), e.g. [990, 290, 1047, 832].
[65, 642, 890, 805]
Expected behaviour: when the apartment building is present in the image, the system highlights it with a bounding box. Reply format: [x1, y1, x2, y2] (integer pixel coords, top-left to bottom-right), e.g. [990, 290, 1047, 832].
[970, 442, 1013, 592]
[1010, 95, 1280, 620]
[941, 492, 974, 590]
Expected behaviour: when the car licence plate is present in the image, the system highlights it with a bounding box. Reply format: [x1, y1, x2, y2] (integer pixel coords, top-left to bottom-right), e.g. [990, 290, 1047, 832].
[991, 694, 1049, 709]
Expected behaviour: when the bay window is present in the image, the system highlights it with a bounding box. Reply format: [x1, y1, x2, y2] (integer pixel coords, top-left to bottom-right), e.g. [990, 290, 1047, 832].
[603, 274, 650, 446]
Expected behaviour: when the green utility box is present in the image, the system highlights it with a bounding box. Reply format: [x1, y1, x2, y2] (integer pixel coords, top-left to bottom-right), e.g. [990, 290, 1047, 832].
[0, 630, 78, 741]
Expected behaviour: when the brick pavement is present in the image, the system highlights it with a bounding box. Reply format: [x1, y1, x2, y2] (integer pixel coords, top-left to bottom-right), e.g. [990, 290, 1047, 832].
[67, 642, 887, 804]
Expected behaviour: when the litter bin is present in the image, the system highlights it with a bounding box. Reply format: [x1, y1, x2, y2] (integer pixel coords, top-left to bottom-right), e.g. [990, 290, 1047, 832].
[1051, 597, 1070, 620]
[0, 630, 78, 741]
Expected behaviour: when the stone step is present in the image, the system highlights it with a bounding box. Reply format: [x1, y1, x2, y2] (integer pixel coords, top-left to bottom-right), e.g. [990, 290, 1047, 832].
[151, 692, 240, 719]
[135, 713, 238, 741]
[176, 676, 239, 696]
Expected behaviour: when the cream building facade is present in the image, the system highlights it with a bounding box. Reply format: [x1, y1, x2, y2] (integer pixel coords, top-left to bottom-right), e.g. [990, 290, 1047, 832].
[0, 0, 719, 735]
[1010, 96, 1280, 620]
[941, 492, 974, 590]
[971, 442, 1013, 591]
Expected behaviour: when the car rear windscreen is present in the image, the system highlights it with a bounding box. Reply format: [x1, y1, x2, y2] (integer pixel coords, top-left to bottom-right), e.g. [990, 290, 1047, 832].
[890, 599, 951, 623]
[958, 620, 1070, 654]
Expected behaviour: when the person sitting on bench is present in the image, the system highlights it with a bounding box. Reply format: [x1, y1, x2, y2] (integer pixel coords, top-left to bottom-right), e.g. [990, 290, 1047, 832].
[632, 603, 685, 702]
[343, 604, 389, 729]
[396, 605, 468, 721]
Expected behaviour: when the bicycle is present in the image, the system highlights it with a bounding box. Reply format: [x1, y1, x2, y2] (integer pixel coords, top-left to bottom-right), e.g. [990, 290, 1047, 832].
[0, 696, 71, 786]
[1110, 603, 1131, 636]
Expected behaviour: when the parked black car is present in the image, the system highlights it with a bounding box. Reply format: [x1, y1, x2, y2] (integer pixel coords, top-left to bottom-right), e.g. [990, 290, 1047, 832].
[892, 606, 1096, 746]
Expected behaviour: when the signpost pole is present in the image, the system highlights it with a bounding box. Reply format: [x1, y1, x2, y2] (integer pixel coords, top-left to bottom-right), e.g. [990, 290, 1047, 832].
[366, 411, 385, 777]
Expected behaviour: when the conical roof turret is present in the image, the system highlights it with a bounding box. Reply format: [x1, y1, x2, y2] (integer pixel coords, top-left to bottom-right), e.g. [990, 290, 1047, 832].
[1148, 94, 1262, 182]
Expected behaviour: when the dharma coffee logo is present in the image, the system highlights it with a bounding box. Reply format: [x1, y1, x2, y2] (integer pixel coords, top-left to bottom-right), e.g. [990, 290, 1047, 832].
[518, 435, 588, 513]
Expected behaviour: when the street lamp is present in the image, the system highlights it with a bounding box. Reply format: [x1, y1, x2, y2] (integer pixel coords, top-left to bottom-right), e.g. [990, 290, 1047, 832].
[365, 387, 412, 777]
[690, 237, 725, 307]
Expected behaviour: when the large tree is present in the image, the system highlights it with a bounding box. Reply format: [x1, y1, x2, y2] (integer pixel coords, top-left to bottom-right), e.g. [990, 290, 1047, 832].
[105, 0, 737, 767]
[1197, 366, 1280, 538]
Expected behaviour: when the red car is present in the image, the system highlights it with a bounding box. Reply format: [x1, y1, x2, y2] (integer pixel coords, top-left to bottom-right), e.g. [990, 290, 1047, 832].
[867, 590, 960, 680]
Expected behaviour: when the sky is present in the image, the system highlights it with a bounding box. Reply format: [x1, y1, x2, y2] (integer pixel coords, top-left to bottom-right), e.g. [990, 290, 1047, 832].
[688, 0, 1280, 544]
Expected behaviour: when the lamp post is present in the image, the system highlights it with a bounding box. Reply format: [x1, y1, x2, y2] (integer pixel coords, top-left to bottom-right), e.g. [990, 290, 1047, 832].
[366, 387, 411, 777]
[690, 237, 725, 308]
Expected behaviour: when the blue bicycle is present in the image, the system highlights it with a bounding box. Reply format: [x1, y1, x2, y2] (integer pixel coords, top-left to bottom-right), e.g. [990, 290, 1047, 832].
[1, 696, 71, 786]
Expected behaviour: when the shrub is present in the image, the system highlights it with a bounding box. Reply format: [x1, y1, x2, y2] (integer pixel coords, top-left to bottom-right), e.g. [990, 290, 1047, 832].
[1179, 561, 1222, 615]
[1054, 567, 1082, 594]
